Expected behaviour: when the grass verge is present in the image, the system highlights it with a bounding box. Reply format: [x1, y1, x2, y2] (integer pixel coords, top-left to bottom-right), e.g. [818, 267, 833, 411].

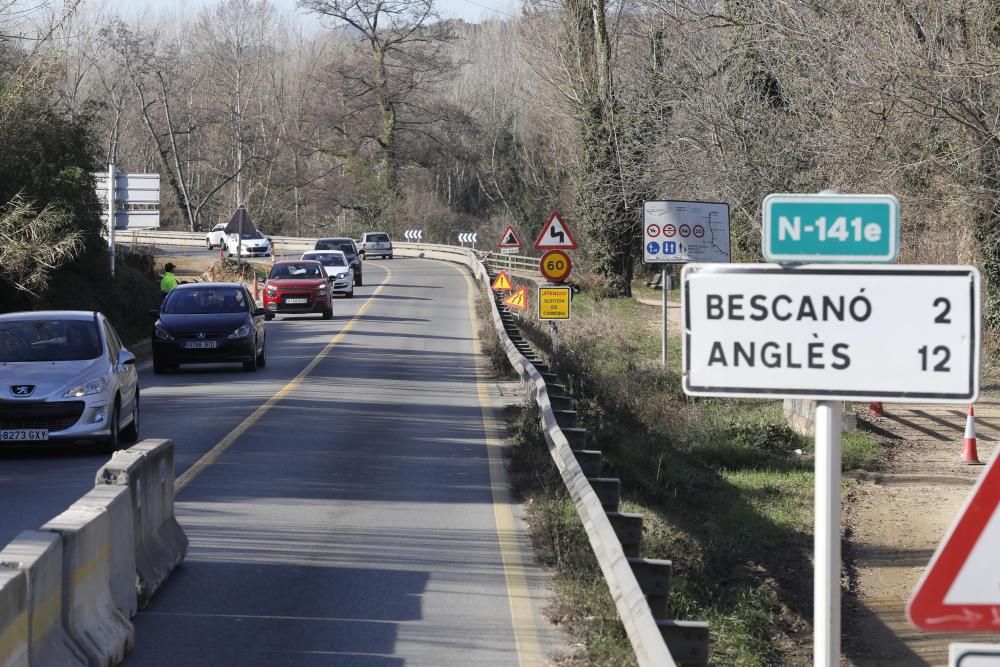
[505, 289, 883, 665]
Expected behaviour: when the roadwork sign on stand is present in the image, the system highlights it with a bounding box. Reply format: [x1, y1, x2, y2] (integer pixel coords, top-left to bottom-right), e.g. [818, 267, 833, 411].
[491, 271, 512, 291]
[909, 445, 1000, 632]
[502, 286, 528, 312]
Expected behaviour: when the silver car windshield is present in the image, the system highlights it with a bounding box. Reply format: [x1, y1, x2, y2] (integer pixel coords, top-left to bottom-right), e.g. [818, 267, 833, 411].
[0, 319, 102, 362]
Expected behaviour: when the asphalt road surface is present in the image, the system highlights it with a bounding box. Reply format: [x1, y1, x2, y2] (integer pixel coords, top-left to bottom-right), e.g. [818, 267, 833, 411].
[0, 257, 558, 665]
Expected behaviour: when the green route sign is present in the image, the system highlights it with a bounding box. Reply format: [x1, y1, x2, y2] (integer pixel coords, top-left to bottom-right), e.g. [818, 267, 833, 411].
[762, 193, 900, 263]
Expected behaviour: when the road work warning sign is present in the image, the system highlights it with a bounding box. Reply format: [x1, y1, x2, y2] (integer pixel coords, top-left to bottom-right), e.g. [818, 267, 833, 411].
[538, 286, 571, 320]
[492, 271, 512, 291]
[502, 286, 528, 312]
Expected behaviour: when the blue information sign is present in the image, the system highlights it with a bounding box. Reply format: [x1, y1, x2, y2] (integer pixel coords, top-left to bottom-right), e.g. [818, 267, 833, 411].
[763, 194, 899, 263]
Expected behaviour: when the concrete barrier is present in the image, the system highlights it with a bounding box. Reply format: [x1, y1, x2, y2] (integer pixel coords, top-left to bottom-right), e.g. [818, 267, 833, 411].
[0, 531, 87, 667]
[75, 487, 137, 619]
[0, 566, 28, 667]
[41, 507, 133, 665]
[95, 439, 188, 605]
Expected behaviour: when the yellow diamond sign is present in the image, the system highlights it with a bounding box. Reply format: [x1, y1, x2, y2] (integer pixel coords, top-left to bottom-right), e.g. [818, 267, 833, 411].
[538, 286, 571, 320]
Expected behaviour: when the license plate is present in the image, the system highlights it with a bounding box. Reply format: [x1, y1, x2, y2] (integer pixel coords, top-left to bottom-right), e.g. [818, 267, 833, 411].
[184, 340, 217, 349]
[285, 298, 308, 304]
[1, 429, 48, 442]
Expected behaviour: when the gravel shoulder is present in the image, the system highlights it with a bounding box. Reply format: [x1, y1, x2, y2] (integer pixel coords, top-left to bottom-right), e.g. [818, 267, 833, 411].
[843, 398, 1000, 665]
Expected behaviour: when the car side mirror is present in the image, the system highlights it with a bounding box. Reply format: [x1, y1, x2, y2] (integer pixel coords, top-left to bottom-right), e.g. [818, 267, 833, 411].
[254, 307, 267, 317]
[120, 350, 136, 366]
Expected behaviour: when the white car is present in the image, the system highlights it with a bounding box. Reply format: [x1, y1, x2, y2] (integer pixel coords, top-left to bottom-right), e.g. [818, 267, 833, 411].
[206, 223, 227, 249]
[0, 311, 140, 452]
[301, 251, 354, 297]
[225, 230, 273, 258]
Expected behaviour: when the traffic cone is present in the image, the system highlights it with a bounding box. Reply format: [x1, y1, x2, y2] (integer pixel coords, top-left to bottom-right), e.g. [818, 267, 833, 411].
[962, 405, 983, 465]
[869, 402, 884, 415]
[252, 276, 259, 302]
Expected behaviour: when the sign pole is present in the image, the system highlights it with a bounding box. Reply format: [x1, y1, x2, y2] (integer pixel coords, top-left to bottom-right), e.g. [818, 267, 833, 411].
[814, 400, 842, 667]
[661, 269, 669, 367]
[107, 163, 116, 276]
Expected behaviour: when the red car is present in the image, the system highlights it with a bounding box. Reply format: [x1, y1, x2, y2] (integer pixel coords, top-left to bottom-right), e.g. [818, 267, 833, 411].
[262, 260, 333, 320]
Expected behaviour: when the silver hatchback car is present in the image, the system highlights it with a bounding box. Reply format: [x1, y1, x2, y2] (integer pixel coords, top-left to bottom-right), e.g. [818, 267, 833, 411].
[0, 311, 140, 452]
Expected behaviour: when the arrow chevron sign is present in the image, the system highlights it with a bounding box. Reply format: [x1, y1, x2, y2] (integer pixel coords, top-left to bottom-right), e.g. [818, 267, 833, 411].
[404, 229, 423, 241]
[458, 232, 478, 244]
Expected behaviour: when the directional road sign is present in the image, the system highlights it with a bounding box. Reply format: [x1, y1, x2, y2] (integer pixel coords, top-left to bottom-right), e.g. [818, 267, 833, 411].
[497, 225, 522, 255]
[538, 286, 571, 320]
[763, 193, 900, 263]
[539, 250, 572, 283]
[909, 448, 1000, 632]
[681, 264, 981, 402]
[491, 271, 512, 291]
[458, 232, 478, 244]
[535, 211, 578, 250]
[643, 200, 730, 264]
[404, 229, 423, 241]
[502, 286, 528, 312]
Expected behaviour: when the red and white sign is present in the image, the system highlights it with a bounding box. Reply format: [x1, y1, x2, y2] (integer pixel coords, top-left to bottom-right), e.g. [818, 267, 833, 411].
[908, 445, 1000, 632]
[497, 225, 522, 254]
[534, 211, 578, 250]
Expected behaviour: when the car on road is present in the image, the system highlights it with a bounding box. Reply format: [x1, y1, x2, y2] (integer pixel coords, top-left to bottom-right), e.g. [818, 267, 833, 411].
[225, 230, 273, 258]
[314, 237, 363, 286]
[0, 311, 140, 452]
[205, 223, 228, 249]
[263, 260, 333, 320]
[301, 251, 354, 298]
[152, 283, 267, 373]
[358, 231, 393, 259]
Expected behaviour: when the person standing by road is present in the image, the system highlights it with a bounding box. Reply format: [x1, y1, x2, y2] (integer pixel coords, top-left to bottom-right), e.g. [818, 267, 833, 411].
[160, 263, 178, 300]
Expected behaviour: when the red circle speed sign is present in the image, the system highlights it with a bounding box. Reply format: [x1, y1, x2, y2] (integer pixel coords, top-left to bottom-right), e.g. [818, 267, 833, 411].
[539, 249, 573, 283]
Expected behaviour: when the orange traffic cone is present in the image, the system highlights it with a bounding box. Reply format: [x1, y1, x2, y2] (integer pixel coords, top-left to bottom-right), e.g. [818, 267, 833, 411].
[962, 405, 983, 465]
[252, 276, 259, 302]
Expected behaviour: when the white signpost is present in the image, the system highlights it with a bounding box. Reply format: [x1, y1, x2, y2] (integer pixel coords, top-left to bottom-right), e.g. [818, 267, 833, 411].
[93, 166, 161, 275]
[643, 200, 731, 371]
[682, 189, 983, 667]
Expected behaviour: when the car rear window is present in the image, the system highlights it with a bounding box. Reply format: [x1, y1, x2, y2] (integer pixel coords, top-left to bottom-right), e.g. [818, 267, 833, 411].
[268, 262, 325, 280]
[163, 287, 249, 314]
[316, 240, 355, 256]
[303, 253, 348, 267]
[0, 319, 102, 362]
[367, 233, 390, 242]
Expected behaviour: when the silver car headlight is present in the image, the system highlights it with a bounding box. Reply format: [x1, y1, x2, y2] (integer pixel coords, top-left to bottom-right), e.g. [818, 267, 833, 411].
[62, 377, 108, 398]
[154, 325, 174, 341]
[228, 324, 251, 339]
[337, 272, 350, 280]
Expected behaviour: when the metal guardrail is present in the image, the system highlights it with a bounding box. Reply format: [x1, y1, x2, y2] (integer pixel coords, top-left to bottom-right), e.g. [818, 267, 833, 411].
[121, 229, 702, 664]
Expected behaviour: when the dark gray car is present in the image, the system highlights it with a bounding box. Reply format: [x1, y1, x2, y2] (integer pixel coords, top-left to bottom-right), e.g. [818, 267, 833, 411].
[314, 237, 363, 286]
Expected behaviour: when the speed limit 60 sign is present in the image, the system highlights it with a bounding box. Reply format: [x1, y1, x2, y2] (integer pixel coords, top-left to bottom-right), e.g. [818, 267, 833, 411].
[682, 265, 981, 402]
[540, 249, 573, 283]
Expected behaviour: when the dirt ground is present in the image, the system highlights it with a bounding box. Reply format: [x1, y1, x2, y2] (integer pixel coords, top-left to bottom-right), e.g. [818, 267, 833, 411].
[843, 398, 1000, 665]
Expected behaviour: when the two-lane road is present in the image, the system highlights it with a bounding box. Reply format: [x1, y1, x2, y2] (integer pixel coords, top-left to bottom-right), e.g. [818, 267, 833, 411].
[0, 258, 559, 665]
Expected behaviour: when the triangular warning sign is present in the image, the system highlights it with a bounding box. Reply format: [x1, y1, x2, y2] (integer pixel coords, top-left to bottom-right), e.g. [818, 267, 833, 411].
[908, 445, 1000, 632]
[535, 211, 578, 250]
[491, 271, 512, 291]
[502, 286, 529, 312]
[497, 225, 522, 249]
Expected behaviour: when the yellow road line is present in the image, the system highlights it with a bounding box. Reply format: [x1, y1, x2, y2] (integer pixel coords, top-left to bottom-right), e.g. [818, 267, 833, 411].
[462, 268, 544, 666]
[174, 265, 393, 494]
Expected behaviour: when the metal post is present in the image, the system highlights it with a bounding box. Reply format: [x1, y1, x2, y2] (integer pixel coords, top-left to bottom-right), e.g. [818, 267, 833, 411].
[814, 400, 842, 667]
[661, 268, 669, 366]
[550, 320, 559, 366]
[107, 164, 116, 275]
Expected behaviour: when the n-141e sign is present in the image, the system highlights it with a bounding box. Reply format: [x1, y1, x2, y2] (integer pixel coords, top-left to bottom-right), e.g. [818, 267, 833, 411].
[763, 194, 899, 263]
[682, 265, 980, 402]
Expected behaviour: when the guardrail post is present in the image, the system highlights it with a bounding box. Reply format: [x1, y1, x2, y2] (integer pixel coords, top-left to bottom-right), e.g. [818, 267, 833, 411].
[553, 410, 578, 428]
[562, 427, 587, 448]
[607, 511, 643, 558]
[587, 477, 620, 511]
[572, 449, 602, 476]
[628, 557, 673, 619]
[657, 620, 710, 665]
